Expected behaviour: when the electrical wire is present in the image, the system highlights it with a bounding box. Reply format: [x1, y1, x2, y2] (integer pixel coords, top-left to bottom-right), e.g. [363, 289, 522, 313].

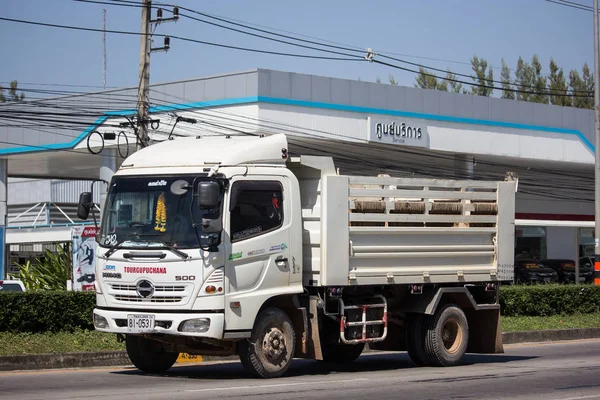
[543, 0, 594, 12]
[0, 17, 364, 62]
[1, 71, 593, 199]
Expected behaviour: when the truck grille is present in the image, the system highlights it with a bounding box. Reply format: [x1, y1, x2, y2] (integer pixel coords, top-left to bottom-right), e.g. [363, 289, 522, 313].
[110, 284, 186, 292]
[113, 295, 183, 303]
[109, 283, 192, 305]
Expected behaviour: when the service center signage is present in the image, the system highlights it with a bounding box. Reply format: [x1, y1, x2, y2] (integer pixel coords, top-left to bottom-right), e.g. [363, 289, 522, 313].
[368, 116, 429, 148]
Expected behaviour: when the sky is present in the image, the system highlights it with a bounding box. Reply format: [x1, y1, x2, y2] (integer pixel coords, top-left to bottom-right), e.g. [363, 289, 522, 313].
[0, 0, 597, 96]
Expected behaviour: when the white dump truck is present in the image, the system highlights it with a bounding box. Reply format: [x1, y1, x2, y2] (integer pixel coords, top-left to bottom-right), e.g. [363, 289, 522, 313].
[77, 133, 516, 378]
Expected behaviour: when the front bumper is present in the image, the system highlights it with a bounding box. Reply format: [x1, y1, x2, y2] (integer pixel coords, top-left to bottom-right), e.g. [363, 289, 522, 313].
[93, 308, 224, 339]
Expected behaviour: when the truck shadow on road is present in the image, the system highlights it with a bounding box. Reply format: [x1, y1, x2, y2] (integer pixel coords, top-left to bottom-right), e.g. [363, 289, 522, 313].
[114, 352, 537, 380]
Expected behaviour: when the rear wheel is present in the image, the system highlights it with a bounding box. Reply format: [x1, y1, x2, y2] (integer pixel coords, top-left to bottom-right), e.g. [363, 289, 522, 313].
[405, 313, 428, 367]
[238, 308, 295, 378]
[125, 335, 178, 374]
[423, 304, 469, 367]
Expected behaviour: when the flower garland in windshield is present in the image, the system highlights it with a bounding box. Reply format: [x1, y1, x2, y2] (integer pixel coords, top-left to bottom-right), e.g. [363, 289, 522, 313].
[154, 192, 167, 232]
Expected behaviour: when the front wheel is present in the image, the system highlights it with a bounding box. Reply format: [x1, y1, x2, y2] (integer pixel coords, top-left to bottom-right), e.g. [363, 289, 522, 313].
[239, 308, 296, 378]
[126, 335, 178, 374]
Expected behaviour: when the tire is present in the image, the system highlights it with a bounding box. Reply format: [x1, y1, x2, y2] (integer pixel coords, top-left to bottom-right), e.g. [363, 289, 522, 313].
[321, 342, 365, 364]
[125, 335, 178, 374]
[238, 307, 296, 379]
[423, 304, 469, 367]
[405, 313, 428, 367]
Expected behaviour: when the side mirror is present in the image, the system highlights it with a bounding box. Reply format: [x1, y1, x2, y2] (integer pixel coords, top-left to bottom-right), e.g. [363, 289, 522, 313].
[77, 192, 92, 220]
[198, 181, 220, 209]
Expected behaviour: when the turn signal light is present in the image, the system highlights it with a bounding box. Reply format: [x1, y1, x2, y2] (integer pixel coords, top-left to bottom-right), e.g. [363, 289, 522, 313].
[205, 285, 216, 294]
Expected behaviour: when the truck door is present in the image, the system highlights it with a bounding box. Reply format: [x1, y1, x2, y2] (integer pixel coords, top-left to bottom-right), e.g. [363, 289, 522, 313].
[224, 177, 292, 331]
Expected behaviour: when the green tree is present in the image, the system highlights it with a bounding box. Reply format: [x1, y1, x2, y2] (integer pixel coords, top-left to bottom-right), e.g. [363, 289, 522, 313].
[415, 67, 442, 90]
[388, 75, 398, 86]
[437, 70, 463, 93]
[500, 58, 515, 100]
[530, 55, 548, 104]
[514, 56, 535, 102]
[548, 58, 570, 106]
[470, 56, 494, 96]
[0, 80, 25, 102]
[569, 63, 594, 109]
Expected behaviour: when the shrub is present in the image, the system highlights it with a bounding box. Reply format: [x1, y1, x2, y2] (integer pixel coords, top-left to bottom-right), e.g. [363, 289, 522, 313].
[8, 244, 71, 291]
[2, 284, 600, 333]
[0, 291, 96, 333]
[500, 284, 600, 317]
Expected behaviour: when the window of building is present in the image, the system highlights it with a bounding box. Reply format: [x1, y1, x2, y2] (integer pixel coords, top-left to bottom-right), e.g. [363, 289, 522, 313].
[578, 228, 594, 257]
[229, 181, 284, 242]
[515, 226, 547, 260]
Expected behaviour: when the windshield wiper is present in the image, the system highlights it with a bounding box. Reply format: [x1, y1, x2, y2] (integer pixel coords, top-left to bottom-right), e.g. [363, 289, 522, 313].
[160, 243, 190, 260]
[104, 240, 127, 258]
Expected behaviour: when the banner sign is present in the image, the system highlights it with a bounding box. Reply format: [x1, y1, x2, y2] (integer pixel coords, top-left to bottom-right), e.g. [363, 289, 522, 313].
[72, 226, 98, 291]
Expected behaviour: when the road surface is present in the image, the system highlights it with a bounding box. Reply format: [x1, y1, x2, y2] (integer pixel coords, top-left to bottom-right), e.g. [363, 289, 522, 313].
[3, 340, 600, 400]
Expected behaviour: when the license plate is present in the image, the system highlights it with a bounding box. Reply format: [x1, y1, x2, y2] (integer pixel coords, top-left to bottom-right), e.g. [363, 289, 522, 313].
[127, 314, 155, 333]
[543, 277, 551, 282]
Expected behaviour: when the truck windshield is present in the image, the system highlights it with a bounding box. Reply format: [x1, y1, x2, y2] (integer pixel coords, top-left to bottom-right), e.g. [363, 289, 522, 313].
[99, 175, 223, 250]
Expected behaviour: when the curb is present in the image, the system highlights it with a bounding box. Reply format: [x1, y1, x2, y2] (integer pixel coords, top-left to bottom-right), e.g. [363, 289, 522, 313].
[1, 329, 599, 372]
[502, 327, 600, 344]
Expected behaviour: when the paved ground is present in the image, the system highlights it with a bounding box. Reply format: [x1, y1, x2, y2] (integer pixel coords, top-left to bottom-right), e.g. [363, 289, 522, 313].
[3, 340, 600, 400]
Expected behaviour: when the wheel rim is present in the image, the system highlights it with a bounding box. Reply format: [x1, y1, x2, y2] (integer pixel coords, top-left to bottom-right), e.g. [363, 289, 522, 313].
[262, 327, 287, 363]
[441, 317, 463, 354]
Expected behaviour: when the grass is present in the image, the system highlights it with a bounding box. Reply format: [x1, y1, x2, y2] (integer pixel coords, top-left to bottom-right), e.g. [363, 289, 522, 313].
[0, 329, 124, 356]
[1, 313, 600, 356]
[501, 312, 600, 332]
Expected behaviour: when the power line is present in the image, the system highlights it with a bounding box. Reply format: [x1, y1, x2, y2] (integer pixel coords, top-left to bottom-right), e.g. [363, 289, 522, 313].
[98, 1, 592, 97]
[75, 0, 562, 80]
[544, 0, 594, 12]
[0, 16, 363, 61]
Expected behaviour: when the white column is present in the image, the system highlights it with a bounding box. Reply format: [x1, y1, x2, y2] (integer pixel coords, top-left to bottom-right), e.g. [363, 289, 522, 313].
[0, 159, 7, 279]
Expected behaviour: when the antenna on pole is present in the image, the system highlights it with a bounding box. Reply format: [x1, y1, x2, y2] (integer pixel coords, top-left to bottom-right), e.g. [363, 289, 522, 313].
[102, 9, 107, 89]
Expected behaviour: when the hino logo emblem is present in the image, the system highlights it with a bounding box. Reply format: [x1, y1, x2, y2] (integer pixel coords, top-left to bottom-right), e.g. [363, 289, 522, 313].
[136, 280, 155, 298]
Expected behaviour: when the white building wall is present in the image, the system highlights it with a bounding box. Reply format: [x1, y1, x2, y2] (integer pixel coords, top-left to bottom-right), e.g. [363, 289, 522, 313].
[546, 227, 578, 260]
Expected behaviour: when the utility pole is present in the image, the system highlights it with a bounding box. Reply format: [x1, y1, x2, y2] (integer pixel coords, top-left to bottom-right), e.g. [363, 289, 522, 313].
[136, 0, 151, 150]
[595, 0, 600, 285]
[102, 9, 107, 90]
[136, 1, 177, 151]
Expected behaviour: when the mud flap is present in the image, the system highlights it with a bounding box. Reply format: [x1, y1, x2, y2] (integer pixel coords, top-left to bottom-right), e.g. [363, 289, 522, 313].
[293, 296, 323, 360]
[465, 308, 504, 354]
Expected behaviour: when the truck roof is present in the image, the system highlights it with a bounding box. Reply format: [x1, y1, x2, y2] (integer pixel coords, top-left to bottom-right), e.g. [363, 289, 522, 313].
[120, 134, 289, 170]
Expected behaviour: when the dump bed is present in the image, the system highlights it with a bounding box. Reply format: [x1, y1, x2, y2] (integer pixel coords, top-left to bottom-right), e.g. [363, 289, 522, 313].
[292, 158, 516, 287]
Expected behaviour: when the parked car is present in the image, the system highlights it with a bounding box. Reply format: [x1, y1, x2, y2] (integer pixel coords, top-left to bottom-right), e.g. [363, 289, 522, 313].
[0, 279, 26, 292]
[514, 259, 558, 284]
[577, 257, 596, 284]
[538, 259, 592, 284]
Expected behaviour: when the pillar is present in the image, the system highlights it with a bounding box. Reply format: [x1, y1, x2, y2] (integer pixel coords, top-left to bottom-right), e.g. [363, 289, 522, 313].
[0, 159, 7, 279]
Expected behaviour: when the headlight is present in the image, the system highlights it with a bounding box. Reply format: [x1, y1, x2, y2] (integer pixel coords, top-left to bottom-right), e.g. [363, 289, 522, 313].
[93, 313, 109, 329]
[179, 318, 210, 333]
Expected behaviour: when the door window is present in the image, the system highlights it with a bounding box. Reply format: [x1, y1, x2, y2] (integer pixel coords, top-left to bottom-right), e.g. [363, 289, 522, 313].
[229, 181, 284, 242]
